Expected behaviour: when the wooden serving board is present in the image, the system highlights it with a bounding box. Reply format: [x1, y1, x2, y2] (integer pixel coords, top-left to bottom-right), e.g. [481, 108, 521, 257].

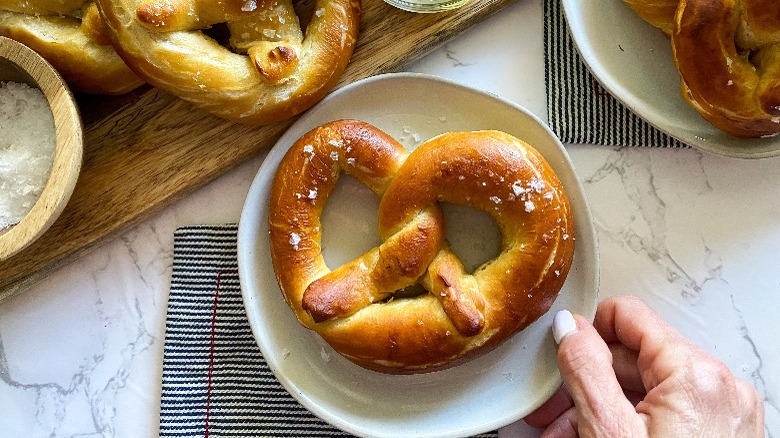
[0, 0, 518, 301]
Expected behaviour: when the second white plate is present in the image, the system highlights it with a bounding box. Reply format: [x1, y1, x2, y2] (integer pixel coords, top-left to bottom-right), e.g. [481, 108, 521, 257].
[238, 73, 599, 437]
[562, 0, 780, 158]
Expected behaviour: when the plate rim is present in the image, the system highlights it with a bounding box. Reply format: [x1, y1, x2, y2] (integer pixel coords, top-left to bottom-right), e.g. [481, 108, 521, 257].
[237, 71, 599, 437]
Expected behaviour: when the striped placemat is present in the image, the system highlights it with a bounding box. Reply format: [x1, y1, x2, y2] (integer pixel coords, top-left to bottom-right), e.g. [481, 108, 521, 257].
[543, 0, 686, 147]
[159, 224, 500, 437]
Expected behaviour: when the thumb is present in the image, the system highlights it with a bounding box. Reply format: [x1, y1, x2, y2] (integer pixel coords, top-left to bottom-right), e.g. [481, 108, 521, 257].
[552, 310, 644, 436]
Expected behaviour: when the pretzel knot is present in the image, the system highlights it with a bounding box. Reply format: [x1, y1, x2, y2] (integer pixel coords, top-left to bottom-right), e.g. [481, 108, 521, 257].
[672, 0, 780, 137]
[625, 0, 780, 137]
[95, 0, 361, 124]
[268, 120, 575, 374]
[0, 0, 143, 94]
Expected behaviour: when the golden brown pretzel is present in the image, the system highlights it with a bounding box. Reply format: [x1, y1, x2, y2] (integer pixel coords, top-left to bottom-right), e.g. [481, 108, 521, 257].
[672, 0, 780, 137]
[95, 0, 361, 124]
[0, 0, 143, 94]
[623, 0, 678, 35]
[268, 120, 575, 374]
[625, 0, 780, 137]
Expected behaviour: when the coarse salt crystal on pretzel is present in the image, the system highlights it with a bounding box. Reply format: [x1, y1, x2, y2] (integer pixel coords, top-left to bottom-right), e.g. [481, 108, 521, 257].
[95, 0, 360, 124]
[268, 119, 575, 374]
[0, 0, 144, 94]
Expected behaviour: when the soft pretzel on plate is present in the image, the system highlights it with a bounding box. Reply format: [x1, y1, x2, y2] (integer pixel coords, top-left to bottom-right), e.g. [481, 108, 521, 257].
[672, 0, 780, 137]
[0, 0, 144, 94]
[268, 120, 575, 374]
[625, 0, 780, 137]
[95, 0, 361, 124]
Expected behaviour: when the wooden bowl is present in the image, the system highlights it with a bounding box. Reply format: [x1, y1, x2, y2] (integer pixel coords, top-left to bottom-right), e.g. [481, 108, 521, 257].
[0, 37, 83, 261]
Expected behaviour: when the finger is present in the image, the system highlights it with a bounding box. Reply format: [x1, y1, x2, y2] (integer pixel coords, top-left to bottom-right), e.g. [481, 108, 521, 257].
[734, 378, 765, 435]
[523, 385, 573, 429]
[592, 295, 669, 347]
[539, 407, 578, 438]
[593, 295, 702, 390]
[609, 342, 644, 393]
[623, 389, 646, 407]
[607, 344, 646, 405]
[553, 310, 642, 434]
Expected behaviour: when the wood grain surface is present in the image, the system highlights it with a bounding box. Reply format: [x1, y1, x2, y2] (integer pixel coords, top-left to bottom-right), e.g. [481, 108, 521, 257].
[0, 0, 518, 301]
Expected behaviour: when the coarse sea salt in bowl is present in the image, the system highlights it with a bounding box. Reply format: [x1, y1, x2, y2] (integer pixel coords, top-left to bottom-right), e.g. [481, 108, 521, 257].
[0, 36, 83, 261]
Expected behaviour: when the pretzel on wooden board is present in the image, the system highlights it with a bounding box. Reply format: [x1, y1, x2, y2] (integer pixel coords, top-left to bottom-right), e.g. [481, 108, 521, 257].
[0, 0, 144, 94]
[625, 0, 780, 137]
[95, 0, 361, 125]
[268, 119, 575, 374]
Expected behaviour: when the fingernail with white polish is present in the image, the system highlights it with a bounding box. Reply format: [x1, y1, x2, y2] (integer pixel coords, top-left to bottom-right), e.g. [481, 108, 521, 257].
[552, 310, 577, 344]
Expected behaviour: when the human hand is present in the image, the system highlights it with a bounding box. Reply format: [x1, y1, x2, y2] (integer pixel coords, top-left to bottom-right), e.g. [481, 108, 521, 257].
[524, 295, 764, 437]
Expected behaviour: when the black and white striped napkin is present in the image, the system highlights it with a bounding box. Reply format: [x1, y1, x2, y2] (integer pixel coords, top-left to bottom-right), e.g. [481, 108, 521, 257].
[543, 0, 686, 147]
[159, 224, 500, 437]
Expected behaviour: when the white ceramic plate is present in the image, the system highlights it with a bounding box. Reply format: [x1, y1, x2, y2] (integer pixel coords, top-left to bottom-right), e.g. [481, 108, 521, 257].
[562, 0, 780, 158]
[238, 73, 599, 438]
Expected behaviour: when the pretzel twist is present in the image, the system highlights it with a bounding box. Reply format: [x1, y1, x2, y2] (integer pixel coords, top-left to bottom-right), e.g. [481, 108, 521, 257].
[625, 0, 780, 137]
[0, 0, 143, 94]
[673, 0, 780, 137]
[95, 0, 361, 124]
[269, 120, 575, 374]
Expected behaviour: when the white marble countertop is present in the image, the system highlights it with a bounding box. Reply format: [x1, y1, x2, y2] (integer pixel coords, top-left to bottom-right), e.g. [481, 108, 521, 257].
[1, 1, 778, 436]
